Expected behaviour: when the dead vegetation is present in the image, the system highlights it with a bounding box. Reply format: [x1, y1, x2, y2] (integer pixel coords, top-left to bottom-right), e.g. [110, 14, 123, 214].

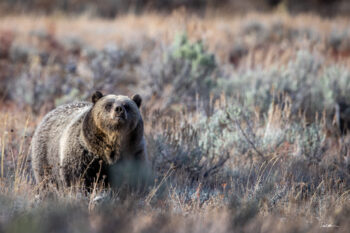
[0, 12, 350, 233]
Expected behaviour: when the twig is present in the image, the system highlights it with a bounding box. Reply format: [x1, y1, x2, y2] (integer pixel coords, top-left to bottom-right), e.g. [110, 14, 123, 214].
[228, 113, 265, 159]
[1, 114, 7, 179]
[203, 154, 229, 177]
[145, 164, 174, 205]
[89, 160, 103, 211]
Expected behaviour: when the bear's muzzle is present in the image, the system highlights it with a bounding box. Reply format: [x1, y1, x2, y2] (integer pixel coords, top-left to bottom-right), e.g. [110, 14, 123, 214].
[115, 105, 127, 120]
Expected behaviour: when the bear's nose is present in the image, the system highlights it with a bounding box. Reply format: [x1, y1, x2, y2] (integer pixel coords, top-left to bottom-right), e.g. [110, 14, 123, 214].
[115, 106, 125, 116]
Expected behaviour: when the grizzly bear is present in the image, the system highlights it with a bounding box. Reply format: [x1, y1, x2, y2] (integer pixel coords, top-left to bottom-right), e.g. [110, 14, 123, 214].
[31, 91, 147, 189]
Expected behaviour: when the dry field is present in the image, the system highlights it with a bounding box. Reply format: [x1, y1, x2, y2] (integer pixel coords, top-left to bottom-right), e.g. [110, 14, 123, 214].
[0, 12, 350, 233]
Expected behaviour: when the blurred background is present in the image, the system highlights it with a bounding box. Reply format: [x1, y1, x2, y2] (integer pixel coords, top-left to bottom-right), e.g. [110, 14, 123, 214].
[1, 1, 350, 233]
[1, 0, 350, 17]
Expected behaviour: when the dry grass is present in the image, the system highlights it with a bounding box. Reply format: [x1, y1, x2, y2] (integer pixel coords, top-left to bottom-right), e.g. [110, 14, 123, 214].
[0, 12, 350, 233]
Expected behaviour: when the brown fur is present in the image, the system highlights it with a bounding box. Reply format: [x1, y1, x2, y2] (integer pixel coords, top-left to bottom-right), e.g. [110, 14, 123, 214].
[31, 92, 147, 189]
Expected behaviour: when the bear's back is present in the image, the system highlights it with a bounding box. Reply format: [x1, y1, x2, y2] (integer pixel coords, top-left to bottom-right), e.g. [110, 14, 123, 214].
[35, 102, 92, 138]
[31, 102, 92, 183]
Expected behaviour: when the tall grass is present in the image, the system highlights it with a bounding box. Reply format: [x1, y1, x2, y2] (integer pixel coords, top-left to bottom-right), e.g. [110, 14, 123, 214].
[0, 13, 350, 233]
[0, 114, 7, 179]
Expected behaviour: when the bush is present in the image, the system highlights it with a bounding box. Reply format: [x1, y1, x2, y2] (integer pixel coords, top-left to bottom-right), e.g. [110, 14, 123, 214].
[218, 50, 350, 120]
[6, 39, 142, 112]
[145, 33, 218, 111]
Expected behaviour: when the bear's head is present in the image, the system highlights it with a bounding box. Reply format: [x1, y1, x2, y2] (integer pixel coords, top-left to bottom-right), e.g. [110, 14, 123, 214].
[90, 91, 142, 135]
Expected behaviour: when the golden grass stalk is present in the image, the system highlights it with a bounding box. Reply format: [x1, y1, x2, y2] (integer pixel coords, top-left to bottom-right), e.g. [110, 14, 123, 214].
[88, 160, 104, 211]
[1, 114, 8, 179]
[145, 164, 174, 205]
[13, 116, 30, 193]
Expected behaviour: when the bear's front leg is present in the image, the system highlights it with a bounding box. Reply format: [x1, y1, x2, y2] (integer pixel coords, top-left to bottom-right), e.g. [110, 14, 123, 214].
[59, 158, 84, 188]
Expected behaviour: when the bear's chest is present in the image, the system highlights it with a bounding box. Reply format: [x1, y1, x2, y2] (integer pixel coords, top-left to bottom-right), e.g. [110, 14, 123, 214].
[81, 150, 110, 187]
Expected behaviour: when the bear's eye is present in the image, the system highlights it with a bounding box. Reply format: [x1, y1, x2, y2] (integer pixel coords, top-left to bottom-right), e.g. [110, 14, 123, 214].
[105, 103, 112, 111]
[123, 104, 130, 111]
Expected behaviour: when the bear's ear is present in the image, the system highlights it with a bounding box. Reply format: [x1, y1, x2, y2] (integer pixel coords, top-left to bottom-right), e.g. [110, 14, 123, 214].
[131, 94, 142, 108]
[92, 91, 103, 104]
